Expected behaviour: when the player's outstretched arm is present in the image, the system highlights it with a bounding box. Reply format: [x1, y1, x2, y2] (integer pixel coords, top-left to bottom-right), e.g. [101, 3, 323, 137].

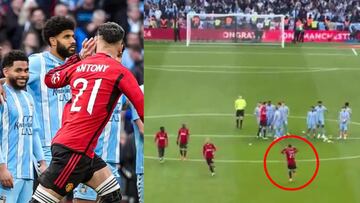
[118, 71, 144, 122]
[44, 54, 81, 88]
[135, 119, 144, 136]
[130, 102, 144, 136]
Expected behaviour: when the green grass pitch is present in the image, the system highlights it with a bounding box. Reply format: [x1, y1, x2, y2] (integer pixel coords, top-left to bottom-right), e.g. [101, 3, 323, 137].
[144, 41, 360, 203]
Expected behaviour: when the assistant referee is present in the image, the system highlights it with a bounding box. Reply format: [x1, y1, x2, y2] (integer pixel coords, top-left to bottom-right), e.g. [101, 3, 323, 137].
[235, 96, 247, 129]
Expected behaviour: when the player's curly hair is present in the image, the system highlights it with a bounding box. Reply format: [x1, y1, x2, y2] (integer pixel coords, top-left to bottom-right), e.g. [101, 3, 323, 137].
[97, 22, 125, 44]
[42, 16, 75, 45]
[2, 50, 28, 68]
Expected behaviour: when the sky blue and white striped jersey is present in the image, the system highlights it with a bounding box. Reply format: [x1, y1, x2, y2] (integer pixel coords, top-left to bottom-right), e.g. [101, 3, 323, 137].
[27, 51, 70, 147]
[131, 85, 144, 174]
[272, 109, 283, 127]
[345, 107, 352, 118]
[266, 104, 275, 119]
[0, 84, 44, 179]
[307, 111, 317, 125]
[339, 110, 350, 124]
[254, 106, 260, 118]
[279, 105, 289, 122]
[131, 103, 143, 174]
[315, 105, 327, 121]
[95, 95, 126, 164]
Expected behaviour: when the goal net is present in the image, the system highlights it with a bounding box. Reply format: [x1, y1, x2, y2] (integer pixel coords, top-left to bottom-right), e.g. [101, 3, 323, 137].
[186, 13, 285, 48]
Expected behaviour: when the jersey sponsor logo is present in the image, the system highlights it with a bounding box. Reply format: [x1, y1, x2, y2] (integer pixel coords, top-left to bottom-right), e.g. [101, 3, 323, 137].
[76, 64, 110, 73]
[14, 115, 33, 135]
[109, 113, 120, 122]
[52, 87, 71, 102]
[109, 104, 122, 122]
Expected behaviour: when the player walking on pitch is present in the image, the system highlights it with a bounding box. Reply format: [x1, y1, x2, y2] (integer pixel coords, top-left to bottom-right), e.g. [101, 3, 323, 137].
[155, 127, 168, 163]
[177, 124, 190, 160]
[281, 144, 298, 182]
[203, 138, 217, 176]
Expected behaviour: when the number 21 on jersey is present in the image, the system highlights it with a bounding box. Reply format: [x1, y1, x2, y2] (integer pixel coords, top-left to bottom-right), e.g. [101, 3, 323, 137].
[71, 78, 102, 115]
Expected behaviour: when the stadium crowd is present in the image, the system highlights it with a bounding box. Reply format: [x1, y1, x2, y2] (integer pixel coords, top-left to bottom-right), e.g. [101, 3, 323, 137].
[0, 0, 144, 202]
[144, 0, 360, 31]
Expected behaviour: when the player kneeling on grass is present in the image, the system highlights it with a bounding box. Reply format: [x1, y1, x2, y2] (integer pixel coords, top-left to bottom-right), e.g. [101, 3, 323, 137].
[203, 138, 217, 176]
[155, 126, 168, 163]
[281, 144, 298, 182]
[339, 107, 350, 140]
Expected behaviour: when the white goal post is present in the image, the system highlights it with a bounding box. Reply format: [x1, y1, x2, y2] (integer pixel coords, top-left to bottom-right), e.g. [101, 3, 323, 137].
[186, 13, 285, 48]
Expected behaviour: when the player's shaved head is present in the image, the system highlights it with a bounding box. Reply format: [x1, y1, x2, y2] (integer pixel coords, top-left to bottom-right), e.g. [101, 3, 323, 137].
[288, 144, 292, 147]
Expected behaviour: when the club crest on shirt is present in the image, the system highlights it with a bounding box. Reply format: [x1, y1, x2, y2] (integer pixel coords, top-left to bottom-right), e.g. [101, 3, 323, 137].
[51, 72, 61, 84]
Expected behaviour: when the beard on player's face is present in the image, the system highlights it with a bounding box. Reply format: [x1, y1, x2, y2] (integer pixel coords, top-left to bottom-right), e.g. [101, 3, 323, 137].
[56, 40, 76, 58]
[8, 75, 28, 90]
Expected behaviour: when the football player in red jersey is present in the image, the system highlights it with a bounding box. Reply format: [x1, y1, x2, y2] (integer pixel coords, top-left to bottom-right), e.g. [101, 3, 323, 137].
[203, 138, 217, 176]
[30, 22, 143, 203]
[155, 126, 168, 163]
[177, 124, 190, 160]
[281, 144, 298, 182]
[257, 102, 268, 139]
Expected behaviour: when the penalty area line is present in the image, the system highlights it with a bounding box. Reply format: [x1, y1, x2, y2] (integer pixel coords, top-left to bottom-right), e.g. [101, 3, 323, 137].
[145, 155, 360, 163]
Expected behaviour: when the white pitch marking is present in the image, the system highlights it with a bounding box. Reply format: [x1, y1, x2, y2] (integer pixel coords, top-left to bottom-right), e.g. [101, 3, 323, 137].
[145, 50, 353, 57]
[146, 64, 358, 70]
[144, 134, 360, 140]
[146, 67, 338, 74]
[352, 48, 358, 56]
[144, 155, 360, 163]
[145, 113, 360, 126]
[145, 44, 343, 50]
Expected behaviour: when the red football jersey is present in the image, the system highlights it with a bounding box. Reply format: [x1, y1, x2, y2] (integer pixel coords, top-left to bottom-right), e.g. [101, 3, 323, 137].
[44, 53, 144, 158]
[155, 132, 168, 148]
[178, 128, 190, 144]
[203, 143, 216, 159]
[260, 105, 267, 122]
[281, 147, 297, 165]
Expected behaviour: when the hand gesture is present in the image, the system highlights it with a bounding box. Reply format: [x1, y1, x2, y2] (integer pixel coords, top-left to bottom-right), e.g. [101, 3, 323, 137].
[79, 37, 97, 60]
